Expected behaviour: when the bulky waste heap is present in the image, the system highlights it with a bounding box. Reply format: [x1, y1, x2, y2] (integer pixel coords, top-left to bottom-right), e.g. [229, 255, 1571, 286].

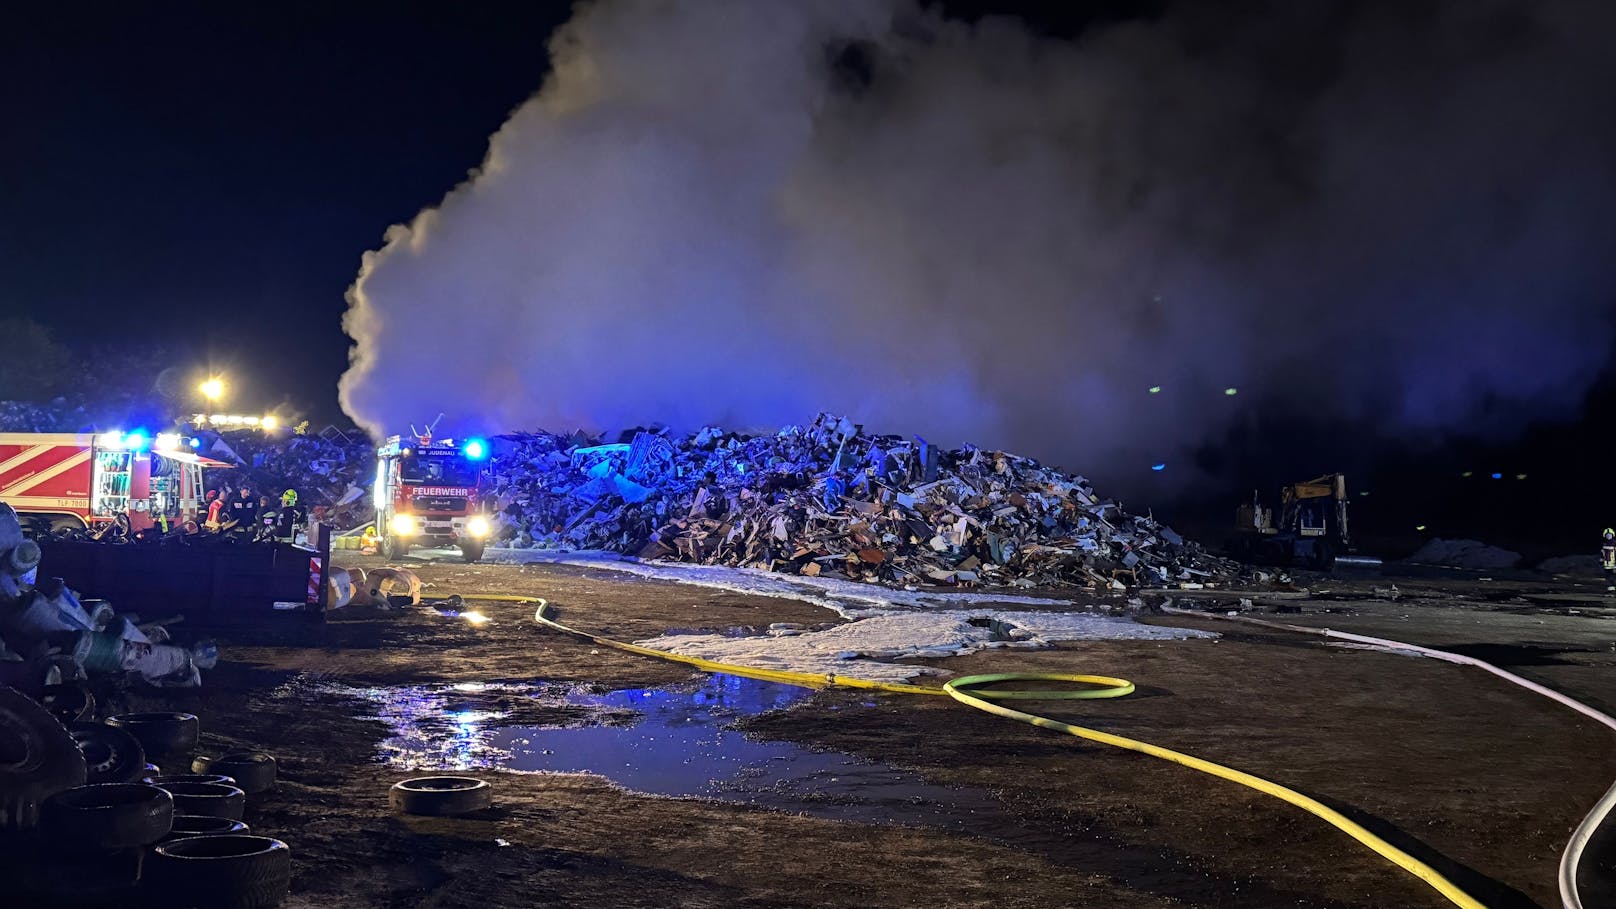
[487, 414, 1235, 589]
[202, 428, 375, 530]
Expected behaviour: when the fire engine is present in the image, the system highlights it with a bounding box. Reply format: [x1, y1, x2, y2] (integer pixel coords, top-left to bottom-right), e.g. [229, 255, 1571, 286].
[0, 430, 231, 534]
[373, 432, 492, 562]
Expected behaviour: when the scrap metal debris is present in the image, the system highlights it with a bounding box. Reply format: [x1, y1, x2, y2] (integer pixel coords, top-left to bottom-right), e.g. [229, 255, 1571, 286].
[484, 414, 1236, 590]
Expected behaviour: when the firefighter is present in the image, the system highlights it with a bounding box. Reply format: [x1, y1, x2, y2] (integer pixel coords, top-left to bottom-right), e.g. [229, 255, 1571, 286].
[1603, 528, 1615, 592]
[228, 486, 258, 527]
[204, 490, 225, 530]
[273, 489, 306, 541]
[255, 494, 277, 541]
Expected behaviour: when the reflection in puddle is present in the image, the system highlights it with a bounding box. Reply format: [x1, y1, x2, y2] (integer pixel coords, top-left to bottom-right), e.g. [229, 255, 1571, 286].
[336, 674, 1005, 828]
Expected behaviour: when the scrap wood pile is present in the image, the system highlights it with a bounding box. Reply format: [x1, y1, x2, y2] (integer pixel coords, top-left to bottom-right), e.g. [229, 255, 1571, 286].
[488, 414, 1236, 589]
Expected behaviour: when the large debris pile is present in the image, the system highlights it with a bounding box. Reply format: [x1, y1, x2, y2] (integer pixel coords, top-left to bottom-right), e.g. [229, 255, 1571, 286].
[0, 399, 92, 433]
[201, 428, 375, 530]
[488, 414, 1233, 589]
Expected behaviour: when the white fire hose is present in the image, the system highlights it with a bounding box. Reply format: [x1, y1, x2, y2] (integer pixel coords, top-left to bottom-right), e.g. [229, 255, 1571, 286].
[1160, 605, 1616, 909]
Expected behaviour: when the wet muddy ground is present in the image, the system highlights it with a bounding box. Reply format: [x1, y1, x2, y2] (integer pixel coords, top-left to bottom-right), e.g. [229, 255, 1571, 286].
[97, 557, 1616, 907]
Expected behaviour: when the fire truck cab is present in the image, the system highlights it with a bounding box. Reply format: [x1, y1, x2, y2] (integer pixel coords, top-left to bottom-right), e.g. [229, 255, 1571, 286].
[0, 431, 231, 535]
[373, 433, 492, 562]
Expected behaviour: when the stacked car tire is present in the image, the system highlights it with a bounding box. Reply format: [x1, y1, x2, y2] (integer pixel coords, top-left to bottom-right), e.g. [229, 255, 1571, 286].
[2, 690, 290, 908]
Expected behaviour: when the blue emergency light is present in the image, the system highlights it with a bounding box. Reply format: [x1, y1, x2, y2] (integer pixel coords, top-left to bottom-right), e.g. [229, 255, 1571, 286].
[464, 438, 488, 460]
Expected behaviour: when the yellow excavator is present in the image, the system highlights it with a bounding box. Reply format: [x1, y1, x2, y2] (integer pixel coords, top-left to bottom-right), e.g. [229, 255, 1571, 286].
[1234, 473, 1377, 570]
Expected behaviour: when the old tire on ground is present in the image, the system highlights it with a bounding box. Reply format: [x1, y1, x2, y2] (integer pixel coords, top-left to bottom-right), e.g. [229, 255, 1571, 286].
[193, 751, 276, 795]
[105, 712, 199, 758]
[390, 776, 491, 816]
[42, 782, 173, 848]
[0, 686, 87, 831]
[148, 835, 291, 909]
[69, 722, 147, 784]
[153, 781, 246, 819]
[38, 683, 95, 723]
[147, 772, 236, 787]
[459, 540, 484, 563]
[165, 814, 250, 839]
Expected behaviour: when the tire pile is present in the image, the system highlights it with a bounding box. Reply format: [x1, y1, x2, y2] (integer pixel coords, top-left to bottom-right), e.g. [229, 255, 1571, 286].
[0, 685, 290, 908]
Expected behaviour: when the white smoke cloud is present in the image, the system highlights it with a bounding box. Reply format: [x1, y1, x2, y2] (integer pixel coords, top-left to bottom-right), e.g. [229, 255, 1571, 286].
[340, 0, 1616, 492]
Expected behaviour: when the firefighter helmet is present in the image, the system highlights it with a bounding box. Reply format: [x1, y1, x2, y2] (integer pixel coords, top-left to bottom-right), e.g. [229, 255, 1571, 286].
[281, 489, 298, 506]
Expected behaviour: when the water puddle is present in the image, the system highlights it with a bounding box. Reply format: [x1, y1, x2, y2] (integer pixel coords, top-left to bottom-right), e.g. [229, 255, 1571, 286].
[332, 673, 1005, 828]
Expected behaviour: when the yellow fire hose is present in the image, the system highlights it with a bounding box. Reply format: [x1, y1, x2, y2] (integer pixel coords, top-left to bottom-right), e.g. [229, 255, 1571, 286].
[479, 595, 1486, 908]
[1156, 604, 1616, 909]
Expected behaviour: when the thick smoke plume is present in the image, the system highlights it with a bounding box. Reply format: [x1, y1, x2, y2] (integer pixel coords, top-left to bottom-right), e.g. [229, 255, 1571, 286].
[340, 0, 1616, 491]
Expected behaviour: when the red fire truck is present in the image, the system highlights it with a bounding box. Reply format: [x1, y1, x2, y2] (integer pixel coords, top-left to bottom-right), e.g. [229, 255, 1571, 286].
[0, 430, 232, 534]
[373, 433, 492, 562]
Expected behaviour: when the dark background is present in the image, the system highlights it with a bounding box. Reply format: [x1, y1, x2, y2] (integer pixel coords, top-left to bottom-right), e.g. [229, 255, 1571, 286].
[2, 1, 574, 419]
[3, 0, 1611, 559]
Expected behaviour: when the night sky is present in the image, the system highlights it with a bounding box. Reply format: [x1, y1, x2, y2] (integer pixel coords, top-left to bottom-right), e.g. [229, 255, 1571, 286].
[5, 0, 1613, 553]
[4, 1, 574, 418]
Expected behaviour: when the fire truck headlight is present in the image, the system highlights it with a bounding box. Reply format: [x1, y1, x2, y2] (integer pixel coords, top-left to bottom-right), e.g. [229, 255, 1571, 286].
[389, 514, 418, 536]
[466, 516, 491, 538]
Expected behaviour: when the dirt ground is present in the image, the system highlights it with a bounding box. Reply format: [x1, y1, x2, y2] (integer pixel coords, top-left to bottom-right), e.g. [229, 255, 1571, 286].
[87, 555, 1616, 908]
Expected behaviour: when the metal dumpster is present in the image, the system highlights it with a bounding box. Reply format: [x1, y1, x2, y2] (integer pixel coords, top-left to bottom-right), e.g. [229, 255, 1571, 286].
[35, 524, 331, 625]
